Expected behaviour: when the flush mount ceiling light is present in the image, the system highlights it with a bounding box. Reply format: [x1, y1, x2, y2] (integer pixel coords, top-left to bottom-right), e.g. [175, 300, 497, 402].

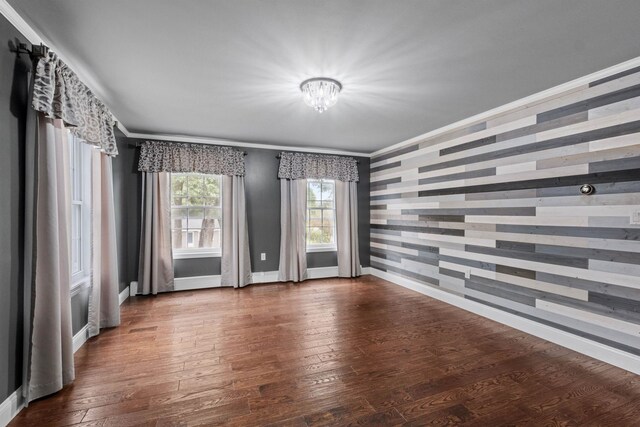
[300, 77, 342, 113]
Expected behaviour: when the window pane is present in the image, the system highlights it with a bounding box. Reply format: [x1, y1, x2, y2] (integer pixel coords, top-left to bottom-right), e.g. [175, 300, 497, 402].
[188, 207, 204, 217]
[321, 227, 334, 244]
[321, 181, 334, 201]
[173, 197, 187, 206]
[172, 229, 187, 249]
[321, 200, 334, 209]
[308, 209, 322, 226]
[322, 210, 335, 228]
[308, 181, 322, 202]
[197, 219, 217, 248]
[188, 196, 204, 206]
[204, 208, 222, 222]
[172, 175, 187, 195]
[171, 208, 188, 229]
[307, 227, 323, 245]
[307, 198, 321, 208]
[203, 176, 220, 202]
[186, 175, 205, 197]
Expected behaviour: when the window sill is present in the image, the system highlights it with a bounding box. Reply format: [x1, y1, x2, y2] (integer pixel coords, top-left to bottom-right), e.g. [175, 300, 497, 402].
[307, 245, 337, 253]
[173, 250, 221, 259]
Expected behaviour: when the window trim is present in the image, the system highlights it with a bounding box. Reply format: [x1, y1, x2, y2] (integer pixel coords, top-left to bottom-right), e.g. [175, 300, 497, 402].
[173, 248, 222, 259]
[305, 178, 337, 253]
[306, 243, 337, 253]
[170, 172, 223, 259]
[70, 133, 93, 292]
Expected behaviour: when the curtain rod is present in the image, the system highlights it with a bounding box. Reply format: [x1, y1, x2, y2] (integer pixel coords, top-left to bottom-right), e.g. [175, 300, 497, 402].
[13, 42, 49, 60]
[276, 154, 360, 164]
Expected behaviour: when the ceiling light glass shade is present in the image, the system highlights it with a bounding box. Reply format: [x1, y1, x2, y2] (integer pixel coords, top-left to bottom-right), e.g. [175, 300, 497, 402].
[300, 77, 342, 113]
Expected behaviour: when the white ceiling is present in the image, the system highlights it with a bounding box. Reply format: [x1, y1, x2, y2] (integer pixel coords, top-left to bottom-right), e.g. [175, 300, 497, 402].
[9, 0, 640, 154]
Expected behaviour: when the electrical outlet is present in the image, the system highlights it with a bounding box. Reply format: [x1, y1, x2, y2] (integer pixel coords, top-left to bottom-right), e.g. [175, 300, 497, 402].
[465, 269, 471, 279]
[631, 211, 640, 225]
[260, 253, 266, 261]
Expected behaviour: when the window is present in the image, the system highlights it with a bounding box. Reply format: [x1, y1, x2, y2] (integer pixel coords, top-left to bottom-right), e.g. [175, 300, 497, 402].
[306, 179, 336, 252]
[69, 133, 92, 287]
[170, 173, 222, 258]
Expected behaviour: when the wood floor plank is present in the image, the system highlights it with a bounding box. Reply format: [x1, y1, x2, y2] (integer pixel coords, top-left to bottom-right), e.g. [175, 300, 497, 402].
[10, 276, 640, 426]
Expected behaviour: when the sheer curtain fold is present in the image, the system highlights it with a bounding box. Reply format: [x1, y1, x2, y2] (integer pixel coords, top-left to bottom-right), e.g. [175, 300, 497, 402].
[138, 172, 174, 295]
[278, 179, 307, 282]
[221, 175, 252, 288]
[88, 151, 120, 337]
[336, 180, 362, 278]
[25, 115, 75, 402]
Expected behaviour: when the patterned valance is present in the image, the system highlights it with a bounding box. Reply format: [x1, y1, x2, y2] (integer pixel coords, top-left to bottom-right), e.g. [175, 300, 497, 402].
[278, 152, 359, 182]
[32, 52, 117, 156]
[138, 141, 245, 176]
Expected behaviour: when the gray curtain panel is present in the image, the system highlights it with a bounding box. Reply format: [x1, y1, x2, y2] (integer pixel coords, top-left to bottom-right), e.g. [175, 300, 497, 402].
[221, 175, 252, 288]
[24, 115, 75, 402]
[278, 179, 308, 282]
[336, 180, 362, 278]
[88, 150, 121, 337]
[138, 172, 175, 294]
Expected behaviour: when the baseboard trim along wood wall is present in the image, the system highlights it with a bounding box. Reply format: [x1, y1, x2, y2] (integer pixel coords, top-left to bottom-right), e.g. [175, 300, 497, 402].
[370, 268, 640, 375]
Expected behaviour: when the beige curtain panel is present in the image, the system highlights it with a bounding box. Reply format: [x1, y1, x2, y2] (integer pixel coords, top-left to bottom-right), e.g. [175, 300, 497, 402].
[278, 179, 308, 282]
[138, 172, 175, 295]
[88, 151, 121, 337]
[221, 176, 252, 288]
[24, 116, 75, 402]
[336, 180, 362, 278]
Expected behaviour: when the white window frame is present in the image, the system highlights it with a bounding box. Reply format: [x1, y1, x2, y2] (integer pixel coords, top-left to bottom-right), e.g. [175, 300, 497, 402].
[306, 178, 337, 253]
[170, 173, 223, 259]
[69, 133, 92, 293]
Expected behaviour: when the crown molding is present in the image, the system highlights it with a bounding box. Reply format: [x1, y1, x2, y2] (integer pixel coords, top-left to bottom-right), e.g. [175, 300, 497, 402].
[121, 127, 372, 157]
[0, 0, 41, 43]
[371, 55, 640, 158]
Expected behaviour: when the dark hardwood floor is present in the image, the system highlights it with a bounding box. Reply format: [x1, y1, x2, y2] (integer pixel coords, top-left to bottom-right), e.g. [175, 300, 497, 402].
[11, 276, 640, 426]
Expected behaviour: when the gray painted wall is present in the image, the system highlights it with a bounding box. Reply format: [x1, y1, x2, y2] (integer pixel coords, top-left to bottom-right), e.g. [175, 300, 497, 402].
[370, 66, 640, 356]
[0, 14, 29, 403]
[116, 137, 370, 282]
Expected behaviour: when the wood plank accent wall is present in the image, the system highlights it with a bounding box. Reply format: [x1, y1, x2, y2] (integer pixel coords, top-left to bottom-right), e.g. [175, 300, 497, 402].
[370, 66, 640, 356]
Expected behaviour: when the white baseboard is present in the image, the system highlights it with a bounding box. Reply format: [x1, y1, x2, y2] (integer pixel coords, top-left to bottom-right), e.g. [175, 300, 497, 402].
[174, 275, 222, 291]
[119, 286, 129, 305]
[129, 281, 138, 297]
[169, 266, 359, 292]
[72, 324, 90, 354]
[368, 268, 640, 375]
[307, 266, 339, 279]
[251, 270, 280, 284]
[0, 386, 23, 427]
